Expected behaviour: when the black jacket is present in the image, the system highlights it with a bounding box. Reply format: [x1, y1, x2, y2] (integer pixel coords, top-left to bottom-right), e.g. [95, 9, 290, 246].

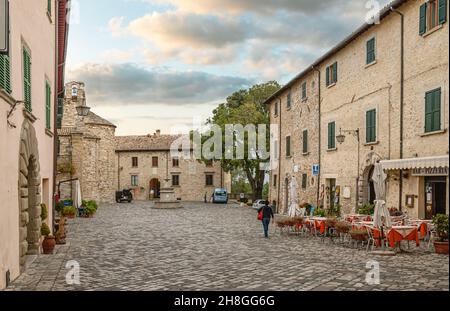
[258, 205, 274, 219]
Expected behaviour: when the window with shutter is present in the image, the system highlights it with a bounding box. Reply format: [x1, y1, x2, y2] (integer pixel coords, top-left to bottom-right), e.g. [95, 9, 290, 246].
[172, 175, 180, 187]
[302, 130, 308, 154]
[0, 54, 11, 93]
[302, 174, 307, 189]
[47, 0, 51, 15]
[286, 136, 291, 157]
[56, 98, 64, 129]
[326, 66, 330, 86]
[422, 0, 446, 35]
[274, 100, 278, 116]
[287, 91, 292, 109]
[332, 62, 337, 83]
[420, 3, 427, 34]
[366, 38, 376, 64]
[302, 82, 307, 100]
[45, 82, 51, 129]
[23, 48, 32, 112]
[438, 0, 447, 24]
[425, 88, 441, 133]
[328, 122, 336, 149]
[366, 109, 377, 143]
[326, 63, 338, 86]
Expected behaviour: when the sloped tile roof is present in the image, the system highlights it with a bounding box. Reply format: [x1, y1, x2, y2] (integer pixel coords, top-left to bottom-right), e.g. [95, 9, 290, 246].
[85, 112, 116, 128]
[115, 134, 192, 152]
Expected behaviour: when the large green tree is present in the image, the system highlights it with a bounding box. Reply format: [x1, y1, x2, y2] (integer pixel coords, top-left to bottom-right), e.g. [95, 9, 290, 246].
[196, 81, 281, 200]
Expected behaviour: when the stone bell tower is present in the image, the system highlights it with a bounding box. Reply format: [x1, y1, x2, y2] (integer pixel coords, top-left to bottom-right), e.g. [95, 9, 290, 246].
[61, 81, 87, 129]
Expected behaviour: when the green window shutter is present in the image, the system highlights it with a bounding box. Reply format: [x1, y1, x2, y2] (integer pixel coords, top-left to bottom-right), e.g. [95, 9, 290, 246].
[45, 83, 51, 129]
[302, 82, 307, 99]
[367, 38, 375, 64]
[328, 122, 335, 149]
[56, 98, 64, 129]
[420, 3, 427, 35]
[0, 54, 12, 94]
[326, 66, 330, 86]
[425, 91, 434, 132]
[332, 62, 337, 83]
[432, 88, 441, 131]
[439, 0, 447, 24]
[47, 0, 52, 14]
[303, 130, 308, 153]
[366, 109, 376, 142]
[286, 136, 291, 156]
[23, 49, 32, 112]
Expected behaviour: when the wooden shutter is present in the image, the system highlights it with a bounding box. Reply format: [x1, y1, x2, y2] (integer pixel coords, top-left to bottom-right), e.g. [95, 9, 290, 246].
[286, 136, 291, 156]
[439, 0, 447, 24]
[367, 38, 375, 64]
[420, 3, 427, 35]
[366, 109, 376, 142]
[425, 91, 434, 132]
[303, 130, 308, 153]
[23, 49, 32, 111]
[45, 82, 51, 129]
[326, 66, 330, 86]
[328, 122, 335, 149]
[432, 88, 441, 131]
[333, 62, 337, 83]
[0, 54, 11, 93]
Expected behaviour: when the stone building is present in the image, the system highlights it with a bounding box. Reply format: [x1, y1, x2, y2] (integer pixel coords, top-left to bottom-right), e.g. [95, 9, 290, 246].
[56, 81, 117, 204]
[116, 133, 231, 202]
[266, 0, 449, 218]
[0, 0, 70, 289]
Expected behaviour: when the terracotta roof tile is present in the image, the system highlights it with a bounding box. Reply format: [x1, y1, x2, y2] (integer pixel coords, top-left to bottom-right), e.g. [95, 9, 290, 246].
[85, 112, 116, 128]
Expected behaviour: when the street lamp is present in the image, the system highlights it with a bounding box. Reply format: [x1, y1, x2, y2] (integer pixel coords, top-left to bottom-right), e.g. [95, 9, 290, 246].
[336, 128, 361, 212]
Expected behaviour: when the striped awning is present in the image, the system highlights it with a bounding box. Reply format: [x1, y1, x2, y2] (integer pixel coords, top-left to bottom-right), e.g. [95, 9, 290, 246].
[380, 155, 449, 171]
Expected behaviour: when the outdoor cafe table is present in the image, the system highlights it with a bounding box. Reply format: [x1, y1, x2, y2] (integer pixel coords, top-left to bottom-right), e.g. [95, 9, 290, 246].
[407, 219, 433, 238]
[306, 217, 328, 234]
[346, 214, 373, 222]
[387, 225, 420, 249]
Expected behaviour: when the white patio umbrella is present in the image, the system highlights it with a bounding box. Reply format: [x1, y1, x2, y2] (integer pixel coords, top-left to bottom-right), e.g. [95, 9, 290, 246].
[372, 163, 391, 229]
[72, 180, 82, 209]
[288, 177, 299, 217]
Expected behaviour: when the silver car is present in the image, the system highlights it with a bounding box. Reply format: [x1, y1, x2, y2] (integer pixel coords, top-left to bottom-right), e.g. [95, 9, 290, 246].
[252, 199, 266, 210]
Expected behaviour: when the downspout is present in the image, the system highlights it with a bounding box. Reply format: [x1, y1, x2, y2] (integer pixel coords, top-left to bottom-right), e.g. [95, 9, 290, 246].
[312, 66, 321, 209]
[277, 98, 282, 214]
[117, 152, 121, 190]
[391, 7, 404, 211]
[52, 0, 60, 234]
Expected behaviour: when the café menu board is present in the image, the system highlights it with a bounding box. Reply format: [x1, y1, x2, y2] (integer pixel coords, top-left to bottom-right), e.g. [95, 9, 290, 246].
[1, 0, 8, 54]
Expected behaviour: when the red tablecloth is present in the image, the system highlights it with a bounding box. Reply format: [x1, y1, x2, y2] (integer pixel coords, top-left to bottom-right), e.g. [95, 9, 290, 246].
[387, 226, 419, 248]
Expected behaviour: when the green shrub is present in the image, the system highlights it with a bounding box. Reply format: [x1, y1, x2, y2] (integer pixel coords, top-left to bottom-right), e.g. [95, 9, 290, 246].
[85, 205, 96, 216]
[62, 206, 76, 217]
[433, 214, 449, 242]
[83, 200, 98, 211]
[314, 207, 326, 217]
[40, 203, 48, 221]
[56, 201, 65, 213]
[41, 222, 51, 237]
[358, 203, 375, 215]
[327, 204, 341, 217]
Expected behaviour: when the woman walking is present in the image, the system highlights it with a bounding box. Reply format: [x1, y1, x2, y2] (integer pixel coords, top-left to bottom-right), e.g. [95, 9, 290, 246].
[258, 201, 274, 238]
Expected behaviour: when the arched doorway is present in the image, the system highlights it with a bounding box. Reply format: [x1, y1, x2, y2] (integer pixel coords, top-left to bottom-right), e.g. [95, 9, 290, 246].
[358, 151, 382, 207]
[366, 165, 376, 205]
[18, 120, 42, 272]
[149, 178, 160, 200]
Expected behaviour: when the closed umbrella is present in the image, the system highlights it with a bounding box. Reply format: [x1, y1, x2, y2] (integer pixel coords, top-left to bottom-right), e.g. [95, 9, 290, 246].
[372, 163, 391, 228]
[288, 177, 299, 217]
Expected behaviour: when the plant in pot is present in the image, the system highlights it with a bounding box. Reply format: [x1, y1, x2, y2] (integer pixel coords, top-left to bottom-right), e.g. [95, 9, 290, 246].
[432, 214, 449, 255]
[335, 221, 351, 234]
[85, 205, 96, 218]
[62, 206, 77, 219]
[40, 223, 56, 254]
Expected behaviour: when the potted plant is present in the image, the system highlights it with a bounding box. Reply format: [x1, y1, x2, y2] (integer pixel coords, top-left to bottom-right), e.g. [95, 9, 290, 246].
[55, 217, 67, 245]
[40, 204, 55, 254]
[433, 214, 449, 255]
[62, 206, 77, 219]
[85, 205, 96, 218]
[335, 221, 351, 234]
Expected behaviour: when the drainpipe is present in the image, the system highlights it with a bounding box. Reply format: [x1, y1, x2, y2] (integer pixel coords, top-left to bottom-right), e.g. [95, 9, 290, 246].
[277, 98, 282, 214]
[312, 66, 321, 209]
[391, 7, 404, 211]
[117, 152, 121, 190]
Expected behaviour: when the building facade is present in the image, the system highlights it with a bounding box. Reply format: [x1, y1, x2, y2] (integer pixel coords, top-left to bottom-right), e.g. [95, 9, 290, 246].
[0, 0, 70, 289]
[116, 133, 232, 202]
[267, 0, 449, 218]
[56, 81, 117, 204]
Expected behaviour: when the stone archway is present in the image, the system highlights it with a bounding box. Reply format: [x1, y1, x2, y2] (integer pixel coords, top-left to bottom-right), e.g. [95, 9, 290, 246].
[358, 151, 382, 207]
[18, 120, 42, 272]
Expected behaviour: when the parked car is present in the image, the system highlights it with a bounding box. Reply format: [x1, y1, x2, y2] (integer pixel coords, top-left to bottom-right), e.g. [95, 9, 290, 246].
[116, 189, 133, 203]
[252, 199, 266, 210]
[212, 188, 228, 204]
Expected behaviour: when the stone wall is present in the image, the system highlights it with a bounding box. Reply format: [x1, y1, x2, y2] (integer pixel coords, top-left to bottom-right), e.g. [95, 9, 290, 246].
[116, 151, 228, 202]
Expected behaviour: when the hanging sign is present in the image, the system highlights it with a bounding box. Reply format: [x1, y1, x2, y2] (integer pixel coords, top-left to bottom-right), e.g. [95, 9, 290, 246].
[0, 0, 9, 55]
[411, 167, 448, 176]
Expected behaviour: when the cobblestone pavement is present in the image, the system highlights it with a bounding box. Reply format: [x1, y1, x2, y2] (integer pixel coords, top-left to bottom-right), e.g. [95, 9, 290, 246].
[6, 201, 449, 291]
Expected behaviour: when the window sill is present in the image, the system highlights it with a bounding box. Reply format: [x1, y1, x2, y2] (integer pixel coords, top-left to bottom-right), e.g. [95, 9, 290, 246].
[302, 152, 310, 156]
[326, 83, 336, 89]
[365, 60, 377, 68]
[326, 148, 337, 152]
[301, 97, 308, 103]
[422, 24, 444, 38]
[23, 108, 37, 123]
[0, 89, 16, 106]
[286, 107, 292, 111]
[273, 114, 278, 118]
[363, 141, 379, 146]
[45, 128, 54, 138]
[420, 129, 447, 137]
[172, 185, 181, 188]
[286, 155, 292, 159]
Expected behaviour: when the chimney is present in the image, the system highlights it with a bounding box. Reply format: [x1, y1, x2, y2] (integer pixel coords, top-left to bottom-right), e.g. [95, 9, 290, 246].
[156, 130, 161, 136]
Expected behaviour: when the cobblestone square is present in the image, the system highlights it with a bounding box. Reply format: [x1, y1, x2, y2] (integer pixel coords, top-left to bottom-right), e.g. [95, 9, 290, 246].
[7, 202, 449, 291]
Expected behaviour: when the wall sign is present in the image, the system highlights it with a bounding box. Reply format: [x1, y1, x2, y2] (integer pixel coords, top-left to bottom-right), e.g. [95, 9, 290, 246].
[312, 164, 320, 177]
[411, 167, 448, 176]
[0, 0, 9, 55]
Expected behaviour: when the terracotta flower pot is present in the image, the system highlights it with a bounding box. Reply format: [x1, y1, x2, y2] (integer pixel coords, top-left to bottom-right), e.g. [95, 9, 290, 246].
[434, 241, 449, 255]
[42, 236, 56, 254]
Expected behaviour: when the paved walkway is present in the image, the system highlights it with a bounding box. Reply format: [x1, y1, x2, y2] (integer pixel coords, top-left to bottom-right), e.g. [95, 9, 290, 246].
[6, 201, 449, 291]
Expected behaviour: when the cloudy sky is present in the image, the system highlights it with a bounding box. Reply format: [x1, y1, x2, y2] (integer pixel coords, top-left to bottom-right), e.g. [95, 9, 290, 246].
[66, 0, 390, 135]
